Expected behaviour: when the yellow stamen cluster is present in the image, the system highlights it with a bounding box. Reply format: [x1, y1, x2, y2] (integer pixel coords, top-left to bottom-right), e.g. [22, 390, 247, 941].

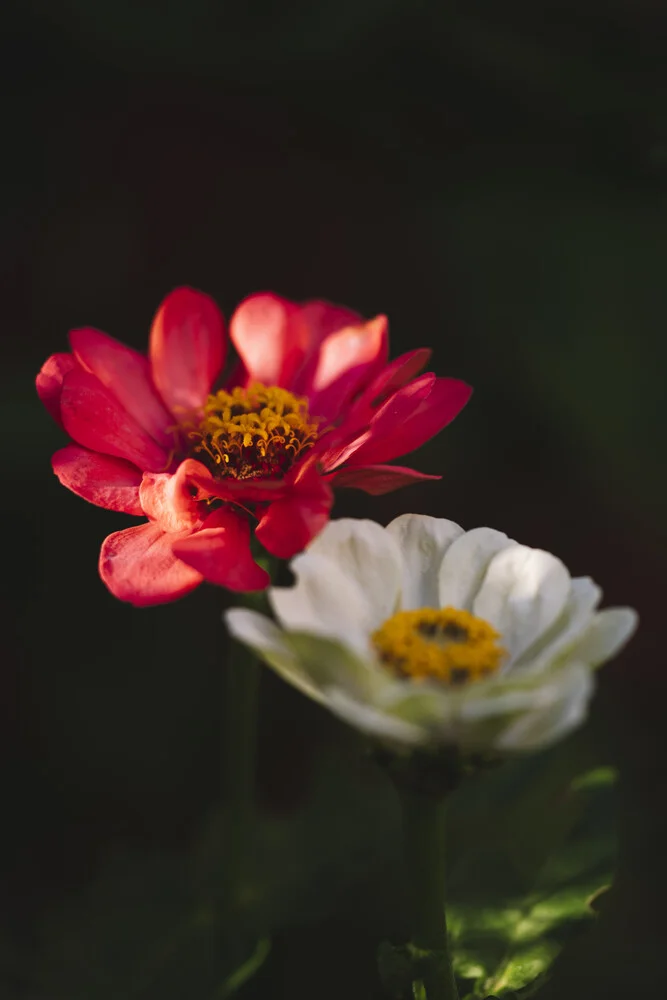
[183, 383, 320, 480]
[372, 606, 506, 686]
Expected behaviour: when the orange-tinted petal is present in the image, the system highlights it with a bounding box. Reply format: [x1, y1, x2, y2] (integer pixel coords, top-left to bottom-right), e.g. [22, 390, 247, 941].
[229, 292, 310, 388]
[149, 286, 226, 415]
[70, 327, 172, 445]
[139, 460, 203, 532]
[36, 353, 81, 428]
[290, 299, 364, 394]
[307, 315, 389, 419]
[60, 370, 168, 472]
[99, 522, 203, 606]
[52, 445, 144, 513]
[172, 507, 270, 591]
[299, 299, 363, 343]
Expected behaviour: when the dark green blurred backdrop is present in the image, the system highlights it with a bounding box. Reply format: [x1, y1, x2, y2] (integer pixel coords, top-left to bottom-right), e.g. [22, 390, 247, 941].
[3, 2, 667, 997]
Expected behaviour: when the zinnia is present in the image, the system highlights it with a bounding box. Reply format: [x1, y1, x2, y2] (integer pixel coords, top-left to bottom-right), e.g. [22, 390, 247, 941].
[226, 515, 637, 752]
[37, 289, 471, 605]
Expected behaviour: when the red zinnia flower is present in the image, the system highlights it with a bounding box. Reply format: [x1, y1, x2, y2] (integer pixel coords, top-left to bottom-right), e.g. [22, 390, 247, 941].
[37, 288, 471, 606]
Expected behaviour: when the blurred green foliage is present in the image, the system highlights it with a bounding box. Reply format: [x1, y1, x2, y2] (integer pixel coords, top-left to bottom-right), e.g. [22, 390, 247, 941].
[30, 738, 613, 1000]
[449, 766, 616, 997]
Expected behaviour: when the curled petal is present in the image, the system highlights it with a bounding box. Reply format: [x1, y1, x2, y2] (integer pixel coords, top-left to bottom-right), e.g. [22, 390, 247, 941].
[326, 464, 441, 495]
[308, 315, 389, 419]
[256, 457, 333, 559]
[172, 508, 270, 591]
[149, 287, 226, 415]
[36, 353, 81, 428]
[139, 460, 204, 532]
[229, 292, 310, 388]
[344, 375, 472, 467]
[60, 370, 168, 471]
[52, 445, 143, 514]
[299, 299, 363, 345]
[290, 298, 366, 395]
[70, 327, 172, 445]
[99, 522, 203, 606]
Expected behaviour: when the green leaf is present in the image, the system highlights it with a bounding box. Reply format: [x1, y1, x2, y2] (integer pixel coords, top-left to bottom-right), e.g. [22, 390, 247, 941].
[446, 759, 617, 998]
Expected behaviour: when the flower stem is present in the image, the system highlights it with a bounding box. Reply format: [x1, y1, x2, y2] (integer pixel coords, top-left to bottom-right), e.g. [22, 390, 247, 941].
[223, 636, 261, 895]
[400, 790, 459, 1000]
[222, 554, 276, 917]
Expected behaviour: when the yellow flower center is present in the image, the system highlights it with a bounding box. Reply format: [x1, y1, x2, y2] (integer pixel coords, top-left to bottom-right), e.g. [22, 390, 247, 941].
[371, 607, 506, 686]
[183, 382, 320, 480]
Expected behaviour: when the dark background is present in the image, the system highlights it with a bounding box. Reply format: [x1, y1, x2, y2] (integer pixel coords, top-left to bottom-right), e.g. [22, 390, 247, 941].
[3, 1, 667, 997]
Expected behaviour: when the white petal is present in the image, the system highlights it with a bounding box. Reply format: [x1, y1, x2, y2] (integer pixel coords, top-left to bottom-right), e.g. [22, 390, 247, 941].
[304, 518, 403, 623]
[224, 608, 325, 703]
[269, 552, 377, 654]
[473, 545, 571, 662]
[386, 513, 464, 609]
[437, 527, 517, 611]
[572, 607, 638, 667]
[456, 663, 594, 752]
[323, 689, 425, 746]
[491, 665, 594, 751]
[379, 684, 458, 737]
[512, 577, 602, 675]
[375, 661, 595, 753]
[285, 631, 391, 701]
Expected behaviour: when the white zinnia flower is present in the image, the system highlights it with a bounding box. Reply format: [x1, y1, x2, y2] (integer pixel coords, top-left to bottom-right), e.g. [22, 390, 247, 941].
[225, 515, 637, 753]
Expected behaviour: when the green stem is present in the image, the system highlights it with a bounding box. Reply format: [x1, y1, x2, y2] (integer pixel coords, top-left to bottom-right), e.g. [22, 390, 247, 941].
[222, 554, 276, 913]
[401, 791, 459, 1000]
[224, 637, 261, 896]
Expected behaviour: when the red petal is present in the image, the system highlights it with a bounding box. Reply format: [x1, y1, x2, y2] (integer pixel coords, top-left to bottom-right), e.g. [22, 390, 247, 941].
[315, 427, 373, 472]
[256, 456, 333, 559]
[256, 495, 331, 560]
[36, 353, 81, 428]
[70, 327, 172, 445]
[229, 292, 310, 388]
[307, 315, 389, 419]
[52, 445, 143, 513]
[139, 459, 203, 532]
[149, 287, 226, 416]
[344, 376, 472, 467]
[290, 299, 364, 394]
[186, 467, 287, 505]
[60, 370, 169, 472]
[172, 508, 270, 591]
[99, 522, 203, 606]
[326, 464, 441, 495]
[299, 299, 363, 343]
[352, 348, 432, 417]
